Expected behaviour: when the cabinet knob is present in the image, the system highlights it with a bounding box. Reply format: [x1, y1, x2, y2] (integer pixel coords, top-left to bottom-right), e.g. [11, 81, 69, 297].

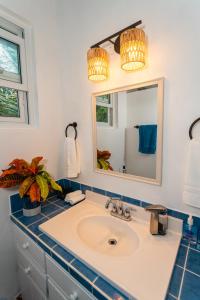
[22, 242, 29, 249]
[24, 267, 31, 275]
[69, 291, 78, 300]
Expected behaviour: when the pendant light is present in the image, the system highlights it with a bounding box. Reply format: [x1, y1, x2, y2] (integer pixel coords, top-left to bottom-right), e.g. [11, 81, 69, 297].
[120, 28, 146, 71]
[87, 47, 109, 82]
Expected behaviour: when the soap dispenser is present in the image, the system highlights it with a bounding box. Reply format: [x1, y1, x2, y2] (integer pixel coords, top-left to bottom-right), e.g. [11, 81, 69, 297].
[183, 214, 197, 245]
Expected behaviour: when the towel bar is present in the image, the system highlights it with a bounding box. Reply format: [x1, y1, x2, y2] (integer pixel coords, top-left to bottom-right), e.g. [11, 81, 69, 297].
[65, 122, 77, 140]
[189, 118, 200, 139]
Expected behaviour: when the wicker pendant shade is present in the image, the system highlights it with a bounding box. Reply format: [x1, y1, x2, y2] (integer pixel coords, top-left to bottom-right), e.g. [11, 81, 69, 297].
[87, 47, 109, 81]
[120, 28, 146, 71]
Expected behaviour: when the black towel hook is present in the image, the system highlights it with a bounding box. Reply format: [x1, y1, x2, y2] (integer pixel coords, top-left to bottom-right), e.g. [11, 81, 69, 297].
[189, 118, 200, 139]
[65, 122, 77, 140]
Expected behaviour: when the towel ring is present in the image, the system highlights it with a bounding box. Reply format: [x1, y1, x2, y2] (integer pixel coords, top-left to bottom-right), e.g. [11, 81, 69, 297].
[65, 122, 77, 140]
[189, 118, 200, 140]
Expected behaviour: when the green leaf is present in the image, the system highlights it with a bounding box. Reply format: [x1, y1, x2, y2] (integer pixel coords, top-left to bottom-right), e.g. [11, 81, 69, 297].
[41, 170, 51, 182]
[41, 171, 62, 193]
[19, 176, 35, 198]
[36, 175, 49, 201]
[49, 179, 62, 192]
[38, 164, 45, 172]
[98, 159, 109, 170]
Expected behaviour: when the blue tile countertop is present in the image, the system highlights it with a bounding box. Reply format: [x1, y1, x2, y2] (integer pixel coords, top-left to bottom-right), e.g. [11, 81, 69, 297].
[10, 178, 200, 300]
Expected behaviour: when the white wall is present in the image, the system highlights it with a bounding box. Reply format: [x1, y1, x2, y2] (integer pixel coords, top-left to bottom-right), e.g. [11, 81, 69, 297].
[125, 87, 157, 178]
[0, 1, 64, 298]
[58, 0, 200, 219]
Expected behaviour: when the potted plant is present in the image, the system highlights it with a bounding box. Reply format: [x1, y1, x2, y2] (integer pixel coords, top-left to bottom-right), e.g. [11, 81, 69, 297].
[0, 156, 62, 216]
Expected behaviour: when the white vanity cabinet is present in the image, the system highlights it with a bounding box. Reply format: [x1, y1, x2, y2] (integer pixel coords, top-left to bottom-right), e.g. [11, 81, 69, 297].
[13, 224, 47, 300]
[13, 224, 96, 300]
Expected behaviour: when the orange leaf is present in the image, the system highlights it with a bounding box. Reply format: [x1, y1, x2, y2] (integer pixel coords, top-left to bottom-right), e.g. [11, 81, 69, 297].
[27, 182, 41, 202]
[0, 174, 24, 188]
[9, 159, 29, 169]
[30, 157, 43, 168]
[0, 168, 17, 177]
[28, 157, 43, 175]
[8, 158, 31, 176]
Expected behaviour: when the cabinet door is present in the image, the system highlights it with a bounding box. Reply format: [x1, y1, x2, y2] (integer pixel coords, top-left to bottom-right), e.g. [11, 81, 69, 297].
[18, 265, 31, 300]
[30, 278, 46, 300]
[18, 265, 46, 300]
[46, 256, 95, 300]
[48, 279, 67, 300]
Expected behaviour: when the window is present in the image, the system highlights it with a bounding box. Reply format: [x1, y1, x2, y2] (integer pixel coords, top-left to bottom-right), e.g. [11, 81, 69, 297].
[96, 94, 113, 126]
[0, 15, 31, 124]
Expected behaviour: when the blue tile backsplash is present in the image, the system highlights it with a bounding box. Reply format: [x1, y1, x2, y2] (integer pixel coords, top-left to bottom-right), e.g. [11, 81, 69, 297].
[9, 178, 200, 300]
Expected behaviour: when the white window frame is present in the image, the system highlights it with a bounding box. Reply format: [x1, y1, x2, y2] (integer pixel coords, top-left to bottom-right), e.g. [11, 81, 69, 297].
[96, 94, 117, 127]
[0, 5, 38, 126]
[0, 28, 28, 89]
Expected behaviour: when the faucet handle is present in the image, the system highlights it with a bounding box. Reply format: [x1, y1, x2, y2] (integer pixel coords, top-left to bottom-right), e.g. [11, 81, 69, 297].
[145, 204, 167, 214]
[124, 206, 135, 220]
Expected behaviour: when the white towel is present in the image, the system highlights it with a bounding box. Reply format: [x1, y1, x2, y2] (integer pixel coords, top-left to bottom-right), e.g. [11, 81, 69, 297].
[183, 139, 200, 208]
[65, 192, 85, 205]
[64, 137, 80, 178]
[66, 190, 82, 198]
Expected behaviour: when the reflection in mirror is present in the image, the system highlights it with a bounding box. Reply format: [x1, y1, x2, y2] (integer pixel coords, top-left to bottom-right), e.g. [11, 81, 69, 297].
[93, 79, 163, 184]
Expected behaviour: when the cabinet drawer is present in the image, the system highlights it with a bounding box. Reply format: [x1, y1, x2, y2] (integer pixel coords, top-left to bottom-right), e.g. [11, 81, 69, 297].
[17, 247, 47, 295]
[13, 224, 45, 270]
[46, 255, 95, 300]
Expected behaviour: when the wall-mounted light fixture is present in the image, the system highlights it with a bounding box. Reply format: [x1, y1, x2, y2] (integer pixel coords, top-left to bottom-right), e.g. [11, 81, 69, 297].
[87, 47, 109, 81]
[87, 20, 146, 82]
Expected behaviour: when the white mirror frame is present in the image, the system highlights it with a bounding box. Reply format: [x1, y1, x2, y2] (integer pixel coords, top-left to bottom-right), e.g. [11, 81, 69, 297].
[92, 78, 164, 185]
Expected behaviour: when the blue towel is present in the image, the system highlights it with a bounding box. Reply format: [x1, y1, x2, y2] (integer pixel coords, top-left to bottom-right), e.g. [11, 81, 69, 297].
[138, 125, 157, 154]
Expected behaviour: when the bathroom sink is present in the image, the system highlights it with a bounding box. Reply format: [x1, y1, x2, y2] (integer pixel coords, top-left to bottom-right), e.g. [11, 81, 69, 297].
[39, 191, 182, 300]
[77, 215, 139, 256]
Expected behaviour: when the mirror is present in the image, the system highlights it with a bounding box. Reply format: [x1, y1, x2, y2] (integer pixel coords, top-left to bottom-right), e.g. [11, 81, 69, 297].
[92, 78, 164, 185]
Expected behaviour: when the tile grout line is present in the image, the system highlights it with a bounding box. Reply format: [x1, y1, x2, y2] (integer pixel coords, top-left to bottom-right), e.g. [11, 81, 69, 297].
[23, 216, 47, 228]
[185, 268, 200, 278]
[42, 207, 64, 218]
[51, 244, 57, 250]
[188, 245, 200, 253]
[51, 201, 68, 210]
[177, 244, 190, 300]
[168, 293, 177, 299]
[92, 275, 99, 284]
[70, 258, 76, 264]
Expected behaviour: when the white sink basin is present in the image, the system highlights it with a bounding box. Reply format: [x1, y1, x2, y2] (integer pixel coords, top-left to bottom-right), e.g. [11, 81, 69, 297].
[77, 215, 139, 256]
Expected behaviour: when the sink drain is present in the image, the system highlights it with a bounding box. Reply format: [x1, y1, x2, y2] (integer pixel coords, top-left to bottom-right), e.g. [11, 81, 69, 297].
[108, 238, 117, 245]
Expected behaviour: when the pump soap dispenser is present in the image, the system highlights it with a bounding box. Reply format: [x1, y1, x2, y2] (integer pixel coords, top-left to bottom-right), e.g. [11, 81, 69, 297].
[183, 214, 197, 245]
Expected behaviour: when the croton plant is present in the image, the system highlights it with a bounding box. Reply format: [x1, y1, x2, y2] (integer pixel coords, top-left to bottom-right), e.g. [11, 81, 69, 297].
[0, 156, 62, 202]
[97, 149, 113, 171]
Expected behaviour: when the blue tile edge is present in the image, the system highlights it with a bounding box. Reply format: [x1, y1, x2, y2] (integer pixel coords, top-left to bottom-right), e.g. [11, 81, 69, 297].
[62, 178, 191, 223]
[61, 179, 192, 224]
[9, 177, 193, 225]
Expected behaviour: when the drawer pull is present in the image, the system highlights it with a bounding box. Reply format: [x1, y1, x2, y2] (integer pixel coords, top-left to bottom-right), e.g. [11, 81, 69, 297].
[24, 267, 31, 275]
[69, 292, 78, 300]
[22, 242, 29, 249]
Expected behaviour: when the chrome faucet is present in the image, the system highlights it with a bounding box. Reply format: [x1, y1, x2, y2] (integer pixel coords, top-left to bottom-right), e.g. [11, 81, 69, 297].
[105, 197, 134, 221]
[145, 204, 168, 235]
